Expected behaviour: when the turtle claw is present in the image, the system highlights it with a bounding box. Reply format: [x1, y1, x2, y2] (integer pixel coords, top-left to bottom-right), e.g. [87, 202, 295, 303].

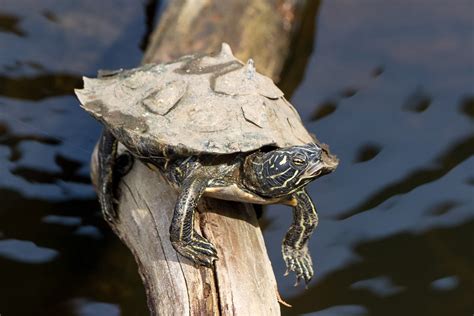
[282, 245, 314, 286]
[294, 277, 301, 287]
[172, 236, 219, 267]
[192, 231, 218, 256]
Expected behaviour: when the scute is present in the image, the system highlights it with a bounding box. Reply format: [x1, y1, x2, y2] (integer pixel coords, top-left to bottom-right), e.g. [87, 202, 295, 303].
[75, 43, 314, 157]
[141, 79, 187, 115]
[213, 58, 284, 99]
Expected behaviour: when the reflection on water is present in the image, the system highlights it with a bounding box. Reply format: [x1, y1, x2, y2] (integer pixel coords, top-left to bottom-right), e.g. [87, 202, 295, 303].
[0, 72, 82, 100]
[11, 153, 90, 184]
[0, 122, 61, 161]
[0, 187, 148, 315]
[0, 0, 473, 315]
[0, 1, 150, 315]
[284, 220, 474, 316]
[267, 1, 474, 315]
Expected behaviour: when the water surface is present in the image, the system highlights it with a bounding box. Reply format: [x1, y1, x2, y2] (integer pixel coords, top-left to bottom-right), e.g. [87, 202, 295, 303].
[0, 1, 472, 315]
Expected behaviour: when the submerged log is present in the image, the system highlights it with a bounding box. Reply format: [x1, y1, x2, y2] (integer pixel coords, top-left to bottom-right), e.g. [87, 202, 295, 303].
[90, 0, 318, 314]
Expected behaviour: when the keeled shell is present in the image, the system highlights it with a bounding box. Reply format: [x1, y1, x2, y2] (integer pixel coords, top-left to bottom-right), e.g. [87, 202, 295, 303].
[75, 43, 314, 156]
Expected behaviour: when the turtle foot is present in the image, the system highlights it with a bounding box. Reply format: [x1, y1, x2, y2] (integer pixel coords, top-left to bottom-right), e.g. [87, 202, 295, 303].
[171, 236, 218, 267]
[282, 245, 314, 286]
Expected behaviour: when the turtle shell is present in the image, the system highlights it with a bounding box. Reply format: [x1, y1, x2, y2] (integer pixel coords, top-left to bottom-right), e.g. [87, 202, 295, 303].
[75, 43, 314, 157]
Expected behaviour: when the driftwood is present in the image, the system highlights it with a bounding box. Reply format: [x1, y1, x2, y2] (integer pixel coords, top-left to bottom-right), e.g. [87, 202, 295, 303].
[89, 0, 316, 314]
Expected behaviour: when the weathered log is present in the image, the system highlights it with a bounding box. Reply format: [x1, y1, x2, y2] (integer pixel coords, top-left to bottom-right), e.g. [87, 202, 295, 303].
[143, 0, 312, 81]
[90, 0, 316, 314]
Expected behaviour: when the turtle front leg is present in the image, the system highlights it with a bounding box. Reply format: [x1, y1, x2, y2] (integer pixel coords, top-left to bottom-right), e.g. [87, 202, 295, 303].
[282, 189, 318, 285]
[170, 175, 218, 267]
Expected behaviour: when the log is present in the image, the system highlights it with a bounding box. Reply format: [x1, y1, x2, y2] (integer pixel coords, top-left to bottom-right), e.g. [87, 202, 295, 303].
[91, 155, 279, 314]
[143, 0, 312, 81]
[89, 0, 316, 314]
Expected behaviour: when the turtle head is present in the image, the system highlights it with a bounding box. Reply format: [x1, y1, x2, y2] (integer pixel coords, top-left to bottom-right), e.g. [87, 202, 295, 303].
[243, 143, 338, 198]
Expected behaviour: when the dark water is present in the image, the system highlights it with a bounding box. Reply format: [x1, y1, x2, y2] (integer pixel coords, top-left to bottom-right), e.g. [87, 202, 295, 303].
[0, 1, 472, 315]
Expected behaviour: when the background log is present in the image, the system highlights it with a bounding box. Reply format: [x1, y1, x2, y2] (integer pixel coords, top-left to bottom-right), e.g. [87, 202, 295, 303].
[90, 0, 317, 314]
[143, 0, 313, 81]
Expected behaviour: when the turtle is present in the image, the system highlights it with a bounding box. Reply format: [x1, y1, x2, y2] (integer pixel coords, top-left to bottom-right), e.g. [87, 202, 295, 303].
[75, 43, 339, 285]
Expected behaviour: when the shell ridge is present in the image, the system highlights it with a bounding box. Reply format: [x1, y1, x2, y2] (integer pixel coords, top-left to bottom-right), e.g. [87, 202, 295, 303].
[76, 44, 315, 155]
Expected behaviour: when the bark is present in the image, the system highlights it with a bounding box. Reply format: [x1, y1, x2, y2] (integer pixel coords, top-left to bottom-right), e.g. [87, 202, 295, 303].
[90, 0, 318, 314]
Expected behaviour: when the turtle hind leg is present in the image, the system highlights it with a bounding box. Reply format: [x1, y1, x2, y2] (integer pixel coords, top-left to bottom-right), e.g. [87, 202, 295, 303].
[282, 189, 318, 286]
[114, 150, 134, 177]
[169, 174, 218, 266]
[98, 128, 119, 222]
[111, 150, 135, 208]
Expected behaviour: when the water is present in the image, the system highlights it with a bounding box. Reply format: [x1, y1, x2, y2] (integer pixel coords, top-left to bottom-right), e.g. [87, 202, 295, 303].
[0, 1, 472, 315]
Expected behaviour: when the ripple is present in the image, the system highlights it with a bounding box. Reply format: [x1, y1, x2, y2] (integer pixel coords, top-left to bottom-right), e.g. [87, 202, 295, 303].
[42, 215, 82, 226]
[430, 276, 459, 291]
[425, 200, 463, 216]
[0, 239, 59, 263]
[370, 66, 384, 78]
[351, 276, 404, 297]
[402, 87, 432, 113]
[340, 87, 358, 98]
[354, 143, 382, 163]
[70, 298, 120, 316]
[310, 100, 337, 121]
[337, 135, 474, 219]
[459, 95, 474, 120]
[11, 166, 90, 184]
[286, 220, 474, 315]
[313, 305, 367, 316]
[42, 10, 59, 23]
[0, 73, 82, 100]
[0, 13, 26, 37]
[0, 122, 61, 161]
[74, 225, 103, 239]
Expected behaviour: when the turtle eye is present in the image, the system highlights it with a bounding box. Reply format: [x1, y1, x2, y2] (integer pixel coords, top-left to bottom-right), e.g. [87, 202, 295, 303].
[292, 154, 306, 166]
